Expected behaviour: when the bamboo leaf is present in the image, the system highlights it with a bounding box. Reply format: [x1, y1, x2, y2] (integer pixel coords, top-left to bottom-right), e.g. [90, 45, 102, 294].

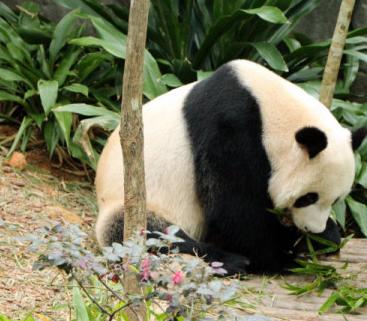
[319, 292, 339, 314]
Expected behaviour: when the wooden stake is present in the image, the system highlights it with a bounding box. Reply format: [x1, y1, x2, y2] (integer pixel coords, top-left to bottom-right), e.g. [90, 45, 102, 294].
[319, 0, 356, 108]
[119, 0, 150, 320]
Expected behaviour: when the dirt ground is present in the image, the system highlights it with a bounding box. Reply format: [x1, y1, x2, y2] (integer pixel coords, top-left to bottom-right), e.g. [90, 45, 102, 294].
[0, 147, 97, 320]
[1, 143, 367, 321]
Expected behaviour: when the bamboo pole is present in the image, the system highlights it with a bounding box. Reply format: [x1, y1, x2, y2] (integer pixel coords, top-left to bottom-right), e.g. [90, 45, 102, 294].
[119, 0, 150, 320]
[319, 0, 356, 108]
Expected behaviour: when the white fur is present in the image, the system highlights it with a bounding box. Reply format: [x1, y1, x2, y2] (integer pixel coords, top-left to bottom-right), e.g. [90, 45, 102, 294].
[230, 60, 354, 233]
[95, 83, 204, 246]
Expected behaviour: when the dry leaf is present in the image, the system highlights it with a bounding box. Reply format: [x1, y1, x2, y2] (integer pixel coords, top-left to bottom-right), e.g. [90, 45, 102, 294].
[35, 313, 52, 321]
[47, 206, 83, 224]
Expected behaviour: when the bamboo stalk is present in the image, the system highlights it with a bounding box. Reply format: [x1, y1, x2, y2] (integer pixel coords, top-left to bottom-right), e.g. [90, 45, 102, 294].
[319, 0, 356, 108]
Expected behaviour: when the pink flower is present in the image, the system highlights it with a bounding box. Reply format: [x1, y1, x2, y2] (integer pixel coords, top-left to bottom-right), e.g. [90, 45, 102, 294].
[140, 257, 151, 281]
[171, 270, 184, 285]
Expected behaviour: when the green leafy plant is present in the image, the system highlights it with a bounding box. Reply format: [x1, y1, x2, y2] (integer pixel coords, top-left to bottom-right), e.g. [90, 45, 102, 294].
[0, 1, 169, 168]
[0, 3, 83, 156]
[55, 0, 324, 83]
[284, 234, 367, 314]
[0, 5, 111, 167]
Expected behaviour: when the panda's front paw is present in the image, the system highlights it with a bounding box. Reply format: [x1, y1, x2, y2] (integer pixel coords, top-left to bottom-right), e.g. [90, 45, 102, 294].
[203, 247, 249, 276]
[219, 253, 250, 276]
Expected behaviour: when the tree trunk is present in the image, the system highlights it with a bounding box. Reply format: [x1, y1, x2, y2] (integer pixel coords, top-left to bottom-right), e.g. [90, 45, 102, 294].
[319, 0, 356, 108]
[119, 0, 150, 320]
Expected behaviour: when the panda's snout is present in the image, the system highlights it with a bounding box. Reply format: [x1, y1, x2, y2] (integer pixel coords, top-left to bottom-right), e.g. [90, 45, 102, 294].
[291, 206, 330, 234]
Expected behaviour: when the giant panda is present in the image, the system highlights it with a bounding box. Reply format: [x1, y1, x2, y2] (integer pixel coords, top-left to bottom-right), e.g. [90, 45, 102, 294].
[95, 59, 367, 275]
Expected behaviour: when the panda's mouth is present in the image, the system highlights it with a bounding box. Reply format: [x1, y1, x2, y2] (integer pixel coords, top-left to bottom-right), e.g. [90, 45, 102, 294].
[270, 207, 294, 227]
[279, 208, 293, 227]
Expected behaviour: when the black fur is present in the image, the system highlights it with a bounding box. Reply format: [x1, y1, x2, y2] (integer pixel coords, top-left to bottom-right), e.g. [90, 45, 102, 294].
[102, 210, 250, 275]
[101, 210, 170, 246]
[295, 127, 328, 159]
[182, 63, 304, 273]
[352, 128, 367, 150]
[294, 192, 319, 208]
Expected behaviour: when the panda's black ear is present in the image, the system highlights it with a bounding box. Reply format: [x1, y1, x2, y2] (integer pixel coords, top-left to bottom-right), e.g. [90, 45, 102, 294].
[352, 128, 367, 151]
[295, 127, 327, 159]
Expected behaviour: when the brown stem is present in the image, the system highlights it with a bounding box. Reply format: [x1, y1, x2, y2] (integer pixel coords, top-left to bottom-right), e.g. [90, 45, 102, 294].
[72, 272, 111, 317]
[319, 0, 356, 108]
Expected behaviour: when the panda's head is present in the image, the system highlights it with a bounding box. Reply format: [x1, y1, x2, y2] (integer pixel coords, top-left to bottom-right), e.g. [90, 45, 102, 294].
[269, 126, 367, 234]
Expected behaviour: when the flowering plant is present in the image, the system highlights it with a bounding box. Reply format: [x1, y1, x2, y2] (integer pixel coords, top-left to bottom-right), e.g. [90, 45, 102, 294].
[19, 223, 249, 321]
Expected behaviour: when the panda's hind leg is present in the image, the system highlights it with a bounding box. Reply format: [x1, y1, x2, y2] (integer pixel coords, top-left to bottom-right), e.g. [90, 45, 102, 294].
[96, 207, 249, 276]
[96, 206, 171, 247]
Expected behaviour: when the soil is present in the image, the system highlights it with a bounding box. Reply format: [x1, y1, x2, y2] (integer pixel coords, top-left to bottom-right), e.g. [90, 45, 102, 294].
[0, 145, 97, 320]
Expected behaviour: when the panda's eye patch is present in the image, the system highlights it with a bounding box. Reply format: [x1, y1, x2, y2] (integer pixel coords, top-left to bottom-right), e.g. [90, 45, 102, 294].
[294, 193, 319, 208]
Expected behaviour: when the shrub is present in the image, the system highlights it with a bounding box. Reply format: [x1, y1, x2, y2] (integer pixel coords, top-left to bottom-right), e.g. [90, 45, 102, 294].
[19, 223, 249, 321]
[0, 2, 122, 167]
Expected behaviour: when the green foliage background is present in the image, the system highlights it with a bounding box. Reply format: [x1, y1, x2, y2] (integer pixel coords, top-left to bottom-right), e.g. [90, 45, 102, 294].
[0, 0, 366, 236]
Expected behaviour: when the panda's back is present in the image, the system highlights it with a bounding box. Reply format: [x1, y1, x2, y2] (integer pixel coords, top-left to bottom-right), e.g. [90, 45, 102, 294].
[95, 82, 205, 243]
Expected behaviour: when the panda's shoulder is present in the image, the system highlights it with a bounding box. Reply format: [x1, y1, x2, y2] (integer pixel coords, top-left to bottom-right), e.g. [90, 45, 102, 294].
[184, 60, 257, 107]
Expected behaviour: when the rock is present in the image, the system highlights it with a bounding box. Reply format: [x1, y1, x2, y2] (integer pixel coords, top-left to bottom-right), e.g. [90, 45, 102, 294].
[5, 152, 27, 170]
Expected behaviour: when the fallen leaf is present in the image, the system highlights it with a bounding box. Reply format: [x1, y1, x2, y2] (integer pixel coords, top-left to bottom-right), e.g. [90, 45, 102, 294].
[47, 206, 83, 224]
[35, 313, 52, 321]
